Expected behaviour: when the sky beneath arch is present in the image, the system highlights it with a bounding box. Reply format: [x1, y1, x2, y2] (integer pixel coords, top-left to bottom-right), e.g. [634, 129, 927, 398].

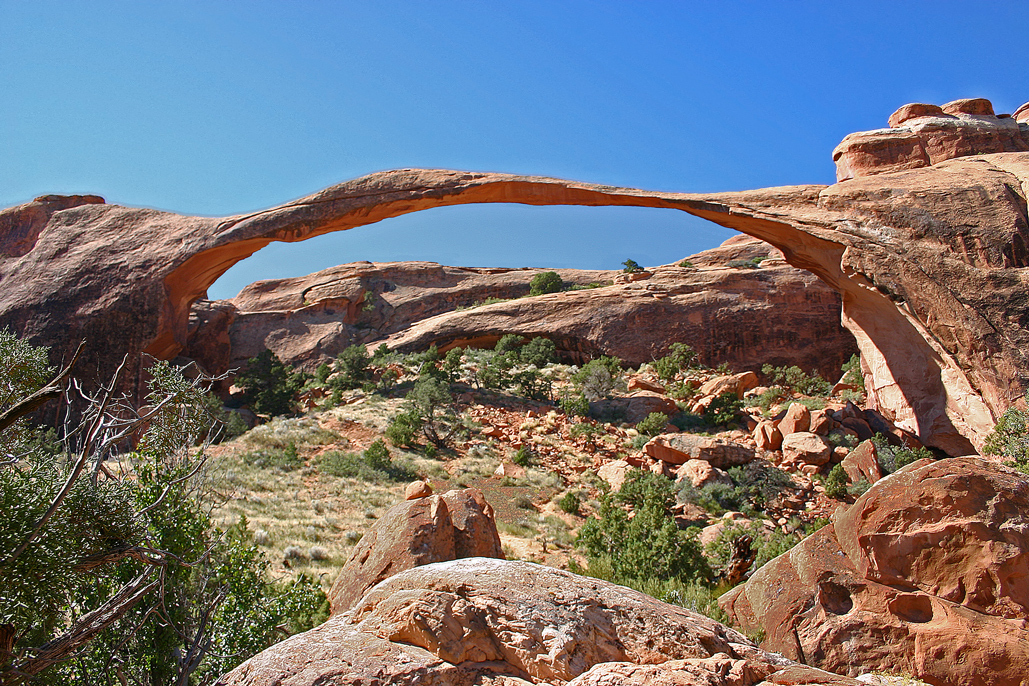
[2, 1, 1026, 299]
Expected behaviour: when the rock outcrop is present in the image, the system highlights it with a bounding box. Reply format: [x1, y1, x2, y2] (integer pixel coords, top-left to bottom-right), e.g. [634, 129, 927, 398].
[834, 97, 1029, 181]
[188, 240, 856, 381]
[326, 487, 504, 614]
[3, 97, 1028, 453]
[219, 558, 858, 686]
[719, 457, 1029, 686]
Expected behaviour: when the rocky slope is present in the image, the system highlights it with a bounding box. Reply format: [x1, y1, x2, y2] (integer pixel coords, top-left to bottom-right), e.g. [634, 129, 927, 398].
[184, 237, 856, 382]
[0, 98, 1026, 449]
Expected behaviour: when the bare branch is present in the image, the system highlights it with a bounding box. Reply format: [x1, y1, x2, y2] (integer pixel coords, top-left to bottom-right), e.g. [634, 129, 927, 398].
[3, 570, 159, 680]
[0, 340, 84, 433]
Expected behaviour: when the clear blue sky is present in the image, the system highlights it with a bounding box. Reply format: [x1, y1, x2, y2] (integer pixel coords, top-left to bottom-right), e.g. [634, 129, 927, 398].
[2, 2, 1026, 299]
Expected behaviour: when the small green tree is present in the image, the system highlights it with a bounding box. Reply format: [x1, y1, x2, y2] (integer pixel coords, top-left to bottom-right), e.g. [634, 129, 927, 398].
[572, 356, 623, 402]
[636, 412, 670, 437]
[407, 377, 464, 450]
[236, 349, 308, 416]
[622, 259, 642, 273]
[706, 391, 743, 426]
[984, 403, 1029, 474]
[529, 271, 563, 296]
[576, 470, 711, 586]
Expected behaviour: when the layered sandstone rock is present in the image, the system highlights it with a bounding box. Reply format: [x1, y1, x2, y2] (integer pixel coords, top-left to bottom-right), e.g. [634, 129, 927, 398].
[833, 97, 1029, 181]
[644, 433, 756, 468]
[187, 240, 854, 381]
[3, 99, 1028, 453]
[720, 457, 1029, 686]
[219, 558, 857, 686]
[326, 487, 504, 614]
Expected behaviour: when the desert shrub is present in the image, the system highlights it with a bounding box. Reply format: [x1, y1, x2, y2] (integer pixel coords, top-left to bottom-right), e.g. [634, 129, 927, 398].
[651, 342, 698, 381]
[385, 409, 423, 447]
[873, 433, 934, 474]
[512, 446, 533, 468]
[635, 412, 669, 437]
[561, 392, 591, 418]
[840, 353, 864, 391]
[728, 256, 766, 269]
[679, 461, 792, 515]
[529, 271, 563, 296]
[519, 336, 557, 367]
[315, 362, 331, 384]
[824, 463, 848, 499]
[622, 258, 642, 273]
[572, 356, 623, 401]
[331, 344, 372, 390]
[377, 367, 399, 393]
[670, 410, 707, 433]
[983, 402, 1029, 474]
[760, 364, 831, 397]
[576, 470, 712, 586]
[244, 442, 303, 471]
[678, 260, 696, 269]
[407, 376, 464, 449]
[242, 416, 337, 450]
[706, 391, 743, 426]
[848, 478, 871, 497]
[235, 349, 309, 417]
[558, 491, 581, 515]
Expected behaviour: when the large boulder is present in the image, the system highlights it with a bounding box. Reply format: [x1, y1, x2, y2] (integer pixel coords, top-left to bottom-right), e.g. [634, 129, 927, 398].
[219, 558, 858, 686]
[327, 487, 504, 614]
[720, 458, 1029, 686]
[644, 433, 756, 468]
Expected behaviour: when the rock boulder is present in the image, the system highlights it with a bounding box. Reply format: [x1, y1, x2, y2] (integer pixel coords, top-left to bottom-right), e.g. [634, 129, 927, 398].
[720, 458, 1029, 686]
[327, 488, 504, 614]
[220, 558, 857, 686]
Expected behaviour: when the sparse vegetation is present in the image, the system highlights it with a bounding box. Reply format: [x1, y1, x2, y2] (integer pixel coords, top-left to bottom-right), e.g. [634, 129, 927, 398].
[621, 258, 642, 273]
[235, 349, 310, 417]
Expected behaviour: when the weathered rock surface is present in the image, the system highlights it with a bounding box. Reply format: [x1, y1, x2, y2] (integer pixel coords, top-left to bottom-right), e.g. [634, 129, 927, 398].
[834, 97, 1029, 181]
[780, 432, 831, 466]
[589, 390, 680, 424]
[229, 239, 852, 377]
[219, 558, 856, 686]
[720, 457, 1029, 686]
[326, 488, 504, 614]
[644, 433, 756, 468]
[3, 100, 1029, 453]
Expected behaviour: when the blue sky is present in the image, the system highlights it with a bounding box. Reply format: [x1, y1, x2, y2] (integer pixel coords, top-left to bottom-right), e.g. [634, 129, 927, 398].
[2, 2, 1026, 299]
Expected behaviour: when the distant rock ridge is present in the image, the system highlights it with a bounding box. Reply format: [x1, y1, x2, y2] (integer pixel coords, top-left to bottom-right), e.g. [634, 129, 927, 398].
[184, 237, 856, 384]
[2, 96, 1028, 453]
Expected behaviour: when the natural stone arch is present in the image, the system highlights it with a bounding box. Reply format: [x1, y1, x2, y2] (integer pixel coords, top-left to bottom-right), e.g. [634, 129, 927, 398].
[4, 159, 1028, 455]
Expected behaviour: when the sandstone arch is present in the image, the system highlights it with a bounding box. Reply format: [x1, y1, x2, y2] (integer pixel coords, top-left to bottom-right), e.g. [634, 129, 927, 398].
[3, 154, 1029, 454]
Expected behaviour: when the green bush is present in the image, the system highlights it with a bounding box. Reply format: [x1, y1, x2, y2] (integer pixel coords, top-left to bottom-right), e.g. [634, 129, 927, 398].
[651, 342, 698, 381]
[512, 446, 533, 467]
[760, 364, 831, 397]
[519, 337, 557, 367]
[576, 470, 711, 586]
[622, 258, 643, 273]
[385, 409, 422, 447]
[824, 463, 848, 499]
[319, 440, 414, 482]
[572, 356, 623, 401]
[728, 256, 766, 269]
[236, 349, 309, 417]
[983, 402, 1029, 474]
[873, 433, 933, 474]
[678, 260, 696, 269]
[635, 412, 669, 437]
[558, 491, 581, 515]
[561, 393, 591, 418]
[679, 461, 792, 515]
[706, 391, 743, 426]
[529, 271, 563, 296]
[841, 353, 864, 392]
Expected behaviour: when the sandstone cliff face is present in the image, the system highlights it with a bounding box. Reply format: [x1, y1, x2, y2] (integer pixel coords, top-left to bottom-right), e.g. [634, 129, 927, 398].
[185, 238, 855, 383]
[720, 457, 1029, 686]
[3, 98, 1028, 453]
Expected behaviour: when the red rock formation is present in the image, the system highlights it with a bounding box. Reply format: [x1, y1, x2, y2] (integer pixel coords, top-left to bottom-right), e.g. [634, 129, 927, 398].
[834, 97, 1029, 181]
[3, 100, 1028, 453]
[374, 253, 852, 378]
[219, 558, 857, 686]
[720, 457, 1029, 686]
[326, 487, 504, 615]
